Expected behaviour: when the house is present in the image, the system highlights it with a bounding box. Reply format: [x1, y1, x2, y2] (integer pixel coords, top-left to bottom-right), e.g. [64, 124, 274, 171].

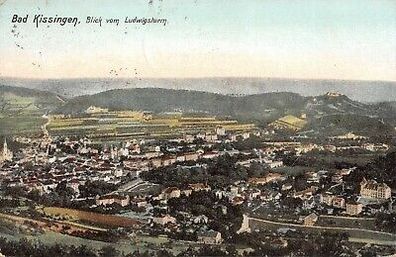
[263, 160, 283, 169]
[331, 132, 368, 140]
[360, 179, 391, 200]
[231, 196, 245, 205]
[193, 215, 209, 224]
[228, 134, 237, 142]
[162, 156, 177, 166]
[205, 134, 218, 143]
[85, 106, 108, 114]
[307, 172, 320, 183]
[201, 151, 219, 159]
[260, 190, 281, 202]
[130, 197, 147, 208]
[183, 134, 195, 143]
[271, 238, 288, 248]
[96, 194, 130, 207]
[303, 197, 316, 210]
[346, 202, 363, 216]
[332, 196, 346, 209]
[152, 214, 176, 225]
[184, 152, 199, 162]
[248, 173, 282, 185]
[176, 155, 186, 162]
[301, 213, 318, 226]
[216, 126, 226, 136]
[293, 186, 317, 200]
[188, 183, 211, 192]
[321, 194, 335, 206]
[242, 132, 250, 139]
[281, 183, 293, 191]
[161, 187, 181, 200]
[247, 188, 261, 200]
[150, 158, 162, 168]
[197, 230, 222, 244]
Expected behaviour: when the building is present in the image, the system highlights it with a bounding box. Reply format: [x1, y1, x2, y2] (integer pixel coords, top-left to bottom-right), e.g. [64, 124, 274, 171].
[205, 133, 218, 143]
[130, 197, 147, 208]
[152, 214, 176, 225]
[248, 173, 282, 185]
[197, 230, 222, 244]
[302, 213, 318, 226]
[216, 126, 226, 136]
[263, 160, 283, 169]
[346, 202, 363, 216]
[184, 152, 199, 162]
[293, 186, 317, 200]
[85, 106, 108, 114]
[321, 194, 335, 206]
[325, 92, 343, 97]
[332, 196, 346, 209]
[188, 183, 211, 192]
[0, 138, 13, 163]
[150, 158, 162, 168]
[160, 187, 181, 200]
[96, 194, 130, 207]
[330, 132, 368, 140]
[162, 156, 177, 166]
[360, 179, 391, 200]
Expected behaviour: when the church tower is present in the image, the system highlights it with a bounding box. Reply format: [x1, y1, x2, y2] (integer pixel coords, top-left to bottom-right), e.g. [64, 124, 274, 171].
[1, 138, 13, 163]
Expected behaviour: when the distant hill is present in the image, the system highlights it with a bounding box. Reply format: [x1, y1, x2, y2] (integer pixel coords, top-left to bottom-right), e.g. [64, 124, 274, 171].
[0, 85, 64, 115]
[307, 114, 395, 137]
[1, 77, 395, 102]
[0, 85, 64, 136]
[1, 85, 395, 137]
[305, 93, 381, 118]
[56, 88, 306, 121]
[56, 88, 396, 137]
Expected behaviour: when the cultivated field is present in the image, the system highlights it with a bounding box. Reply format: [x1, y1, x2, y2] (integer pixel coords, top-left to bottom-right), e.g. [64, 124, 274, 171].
[42, 207, 142, 228]
[47, 111, 256, 141]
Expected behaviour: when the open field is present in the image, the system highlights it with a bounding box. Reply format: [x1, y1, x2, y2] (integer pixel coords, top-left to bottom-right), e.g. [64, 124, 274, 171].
[42, 207, 142, 229]
[248, 216, 396, 245]
[0, 230, 188, 255]
[316, 215, 377, 231]
[46, 111, 256, 141]
[0, 115, 45, 135]
[0, 213, 191, 255]
[0, 90, 61, 136]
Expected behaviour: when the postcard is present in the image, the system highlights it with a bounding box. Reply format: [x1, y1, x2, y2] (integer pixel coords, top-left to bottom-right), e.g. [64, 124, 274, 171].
[0, 1, 395, 256]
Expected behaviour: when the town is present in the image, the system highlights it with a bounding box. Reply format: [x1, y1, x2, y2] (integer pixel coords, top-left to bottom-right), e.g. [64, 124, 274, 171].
[0, 105, 395, 256]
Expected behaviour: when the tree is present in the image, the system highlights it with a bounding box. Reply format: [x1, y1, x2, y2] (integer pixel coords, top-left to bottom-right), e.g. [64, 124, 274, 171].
[99, 245, 119, 257]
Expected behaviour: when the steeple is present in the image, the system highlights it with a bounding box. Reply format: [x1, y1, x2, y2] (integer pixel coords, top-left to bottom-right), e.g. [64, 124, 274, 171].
[3, 138, 7, 152]
[1, 137, 13, 162]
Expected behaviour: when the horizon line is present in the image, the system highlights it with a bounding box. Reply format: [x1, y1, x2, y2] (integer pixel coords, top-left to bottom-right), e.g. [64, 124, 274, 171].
[1, 76, 396, 83]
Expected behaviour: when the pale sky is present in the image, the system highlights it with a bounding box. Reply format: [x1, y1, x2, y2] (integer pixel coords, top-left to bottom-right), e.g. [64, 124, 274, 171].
[0, 0, 395, 81]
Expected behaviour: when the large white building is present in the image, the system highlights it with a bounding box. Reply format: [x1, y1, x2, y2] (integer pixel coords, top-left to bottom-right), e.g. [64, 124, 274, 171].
[360, 178, 391, 200]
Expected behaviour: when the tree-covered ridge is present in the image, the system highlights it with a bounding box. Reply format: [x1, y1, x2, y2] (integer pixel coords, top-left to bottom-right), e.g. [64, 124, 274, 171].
[1, 85, 396, 137]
